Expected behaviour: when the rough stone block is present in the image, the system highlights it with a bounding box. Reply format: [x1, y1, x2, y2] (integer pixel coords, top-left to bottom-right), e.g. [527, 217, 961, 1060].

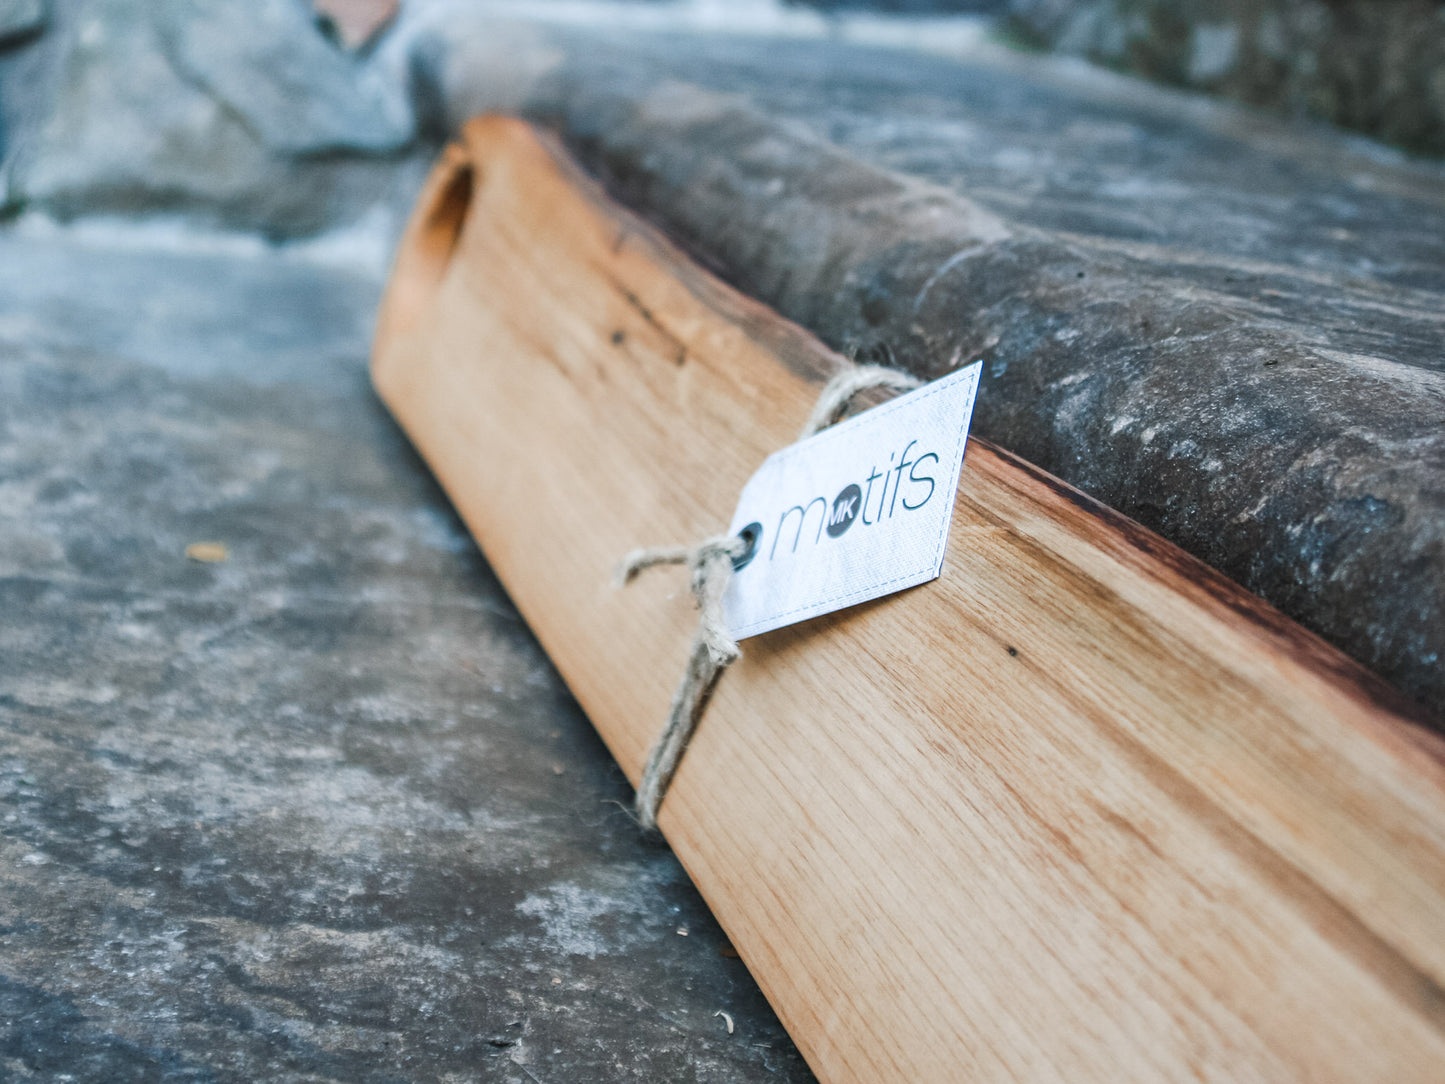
[2, 0, 416, 234]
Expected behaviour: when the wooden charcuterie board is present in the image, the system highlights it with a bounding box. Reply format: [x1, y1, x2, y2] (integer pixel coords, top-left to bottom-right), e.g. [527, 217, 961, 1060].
[372, 116, 1445, 1082]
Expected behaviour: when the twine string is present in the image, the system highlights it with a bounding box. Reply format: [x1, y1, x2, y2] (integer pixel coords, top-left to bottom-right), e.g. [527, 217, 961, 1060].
[617, 363, 921, 830]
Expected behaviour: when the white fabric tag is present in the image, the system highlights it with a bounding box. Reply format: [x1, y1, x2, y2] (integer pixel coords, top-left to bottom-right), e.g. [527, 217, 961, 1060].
[724, 362, 982, 640]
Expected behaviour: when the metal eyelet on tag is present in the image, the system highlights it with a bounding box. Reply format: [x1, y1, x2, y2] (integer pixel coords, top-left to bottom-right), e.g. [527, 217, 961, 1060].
[732, 522, 762, 571]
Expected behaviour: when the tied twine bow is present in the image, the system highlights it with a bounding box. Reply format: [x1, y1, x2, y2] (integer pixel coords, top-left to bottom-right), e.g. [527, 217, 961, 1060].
[616, 364, 921, 831]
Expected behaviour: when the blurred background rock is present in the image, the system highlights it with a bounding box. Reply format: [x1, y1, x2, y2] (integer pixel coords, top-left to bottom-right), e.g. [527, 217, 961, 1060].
[1009, 0, 1445, 156]
[0, 0, 417, 235]
[3, 1, 1441, 238]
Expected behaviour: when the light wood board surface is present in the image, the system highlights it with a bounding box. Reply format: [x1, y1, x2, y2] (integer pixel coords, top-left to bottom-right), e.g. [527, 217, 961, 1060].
[372, 116, 1445, 1082]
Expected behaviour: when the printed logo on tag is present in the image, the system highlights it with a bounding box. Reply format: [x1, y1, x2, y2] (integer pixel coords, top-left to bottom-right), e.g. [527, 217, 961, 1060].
[724, 362, 982, 639]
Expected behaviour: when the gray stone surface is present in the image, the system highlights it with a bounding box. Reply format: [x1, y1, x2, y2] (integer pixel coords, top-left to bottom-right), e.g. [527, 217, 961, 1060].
[0, 224, 812, 1082]
[396, 10, 1445, 725]
[1009, 0, 1445, 157]
[0, 0, 45, 45]
[2, 0, 417, 234]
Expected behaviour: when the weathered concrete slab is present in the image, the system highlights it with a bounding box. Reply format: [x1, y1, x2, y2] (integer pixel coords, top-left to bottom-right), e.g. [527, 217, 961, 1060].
[395, 9, 1445, 724]
[0, 225, 812, 1082]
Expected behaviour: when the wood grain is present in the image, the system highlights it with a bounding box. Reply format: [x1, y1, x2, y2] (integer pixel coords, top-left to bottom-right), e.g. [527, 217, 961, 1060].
[372, 115, 1445, 1082]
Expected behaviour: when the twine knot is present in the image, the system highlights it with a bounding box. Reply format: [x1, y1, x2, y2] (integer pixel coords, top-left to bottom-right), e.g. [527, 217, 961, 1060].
[617, 363, 921, 830]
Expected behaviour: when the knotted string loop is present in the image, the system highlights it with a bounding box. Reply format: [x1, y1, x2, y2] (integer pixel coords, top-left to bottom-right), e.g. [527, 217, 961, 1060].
[617, 363, 921, 830]
[798, 364, 922, 439]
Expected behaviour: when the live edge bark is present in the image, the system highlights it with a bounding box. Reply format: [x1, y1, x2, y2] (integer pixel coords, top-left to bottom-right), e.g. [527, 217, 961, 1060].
[402, 17, 1445, 727]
